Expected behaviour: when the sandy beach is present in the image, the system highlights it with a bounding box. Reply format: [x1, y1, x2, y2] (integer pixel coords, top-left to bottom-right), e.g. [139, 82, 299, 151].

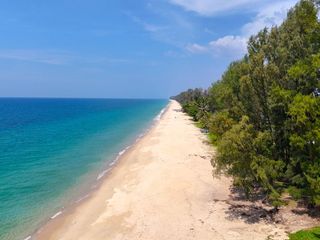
[35, 100, 289, 240]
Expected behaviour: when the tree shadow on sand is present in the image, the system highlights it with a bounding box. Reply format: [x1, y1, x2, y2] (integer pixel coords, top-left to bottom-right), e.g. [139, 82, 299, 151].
[225, 202, 279, 224]
[291, 201, 320, 219]
[223, 186, 320, 226]
[224, 187, 280, 224]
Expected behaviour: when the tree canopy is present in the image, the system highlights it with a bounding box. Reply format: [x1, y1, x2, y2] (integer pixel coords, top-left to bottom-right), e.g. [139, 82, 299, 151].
[172, 0, 320, 207]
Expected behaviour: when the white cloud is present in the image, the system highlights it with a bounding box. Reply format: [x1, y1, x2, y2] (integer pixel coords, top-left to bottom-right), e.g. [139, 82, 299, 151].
[186, 43, 208, 53]
[169, 0, 260, 16]
[241, 0, 297, 36]
[186, 0, 298, 58]
[186, 36, 247, 58]
[209, 35, 247, 55]
[127, 11, 195, 48]
[127, 14, 168, 33]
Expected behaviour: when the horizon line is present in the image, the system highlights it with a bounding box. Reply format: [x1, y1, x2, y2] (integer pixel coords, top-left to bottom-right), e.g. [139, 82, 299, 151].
[0, 96, 169, 100]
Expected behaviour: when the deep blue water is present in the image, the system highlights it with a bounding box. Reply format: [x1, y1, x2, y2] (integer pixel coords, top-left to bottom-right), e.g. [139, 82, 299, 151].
[0, 98, 167, 240]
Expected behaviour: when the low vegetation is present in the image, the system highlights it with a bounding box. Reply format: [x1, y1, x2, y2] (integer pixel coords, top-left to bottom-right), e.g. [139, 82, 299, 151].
[289, 227, 320, 240]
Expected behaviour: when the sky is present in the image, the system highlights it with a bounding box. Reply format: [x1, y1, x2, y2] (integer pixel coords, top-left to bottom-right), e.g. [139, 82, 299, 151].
[0, 0, 299, 98]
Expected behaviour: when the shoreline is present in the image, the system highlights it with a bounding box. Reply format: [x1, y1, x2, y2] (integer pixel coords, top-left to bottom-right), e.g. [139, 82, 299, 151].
[30, 100, 296, 240]
[23, 103, 169, 240]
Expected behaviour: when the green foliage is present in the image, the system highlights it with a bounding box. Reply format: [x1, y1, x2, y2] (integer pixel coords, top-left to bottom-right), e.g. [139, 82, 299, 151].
[207, 132, 218, 145]
[172, 88, 209, 122]
[182, 102, 199, 121]
[171, 88, 205, 105]
[195, 121, 205, 129]
[288, 54, 320, 93]
[289, 227, 320, 240]
[208, 111, 235, 138]
[216, 117, 285, 204]
[173, 0, 320, 206]
[288, 94, 320, 205]
[287, 186, 304, 200]
[215, 116, 257, 194]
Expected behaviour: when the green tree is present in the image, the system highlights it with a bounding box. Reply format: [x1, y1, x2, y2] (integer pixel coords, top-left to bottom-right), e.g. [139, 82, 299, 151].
[288, 94, 320, 205]
[174, 0, 320, 206]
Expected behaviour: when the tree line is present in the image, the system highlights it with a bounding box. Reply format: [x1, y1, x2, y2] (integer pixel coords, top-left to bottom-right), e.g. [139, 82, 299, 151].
[172, 0, 320, 207]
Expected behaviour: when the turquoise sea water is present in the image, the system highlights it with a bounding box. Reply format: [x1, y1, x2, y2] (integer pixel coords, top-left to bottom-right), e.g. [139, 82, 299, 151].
[0, 98, 167, 240]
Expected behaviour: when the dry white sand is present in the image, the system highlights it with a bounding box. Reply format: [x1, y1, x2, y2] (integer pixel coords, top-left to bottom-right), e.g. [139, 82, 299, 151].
[36, 100, 288, 240]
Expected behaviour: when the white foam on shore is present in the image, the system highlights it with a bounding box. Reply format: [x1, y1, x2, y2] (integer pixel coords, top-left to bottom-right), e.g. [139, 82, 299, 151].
[76, 194, 90, 203]
[154, 107, 166, 121]
[104, 104, 168, 175]
[118, 150, 126, 156]
[25, 102, 170, 240]
[109, 159, 117, 166]
[112, 145, 131, 165]
[96, 169, 110, 180]
[50, 211, 62, 219]
[136, 133, 145, 143]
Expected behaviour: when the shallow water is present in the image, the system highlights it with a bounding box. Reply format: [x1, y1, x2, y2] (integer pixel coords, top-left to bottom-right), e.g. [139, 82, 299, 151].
[0, 98, 167, 240]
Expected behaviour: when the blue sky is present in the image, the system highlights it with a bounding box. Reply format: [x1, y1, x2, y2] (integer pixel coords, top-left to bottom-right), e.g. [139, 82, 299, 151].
[0, 0, 298, 98]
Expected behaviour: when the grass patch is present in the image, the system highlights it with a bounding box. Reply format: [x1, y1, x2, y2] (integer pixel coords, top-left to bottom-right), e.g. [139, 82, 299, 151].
[194, 121, 205, 129]
[193, 121, 218, 145]
[289, 227, 320, 240]
[208, 132, 218, 145]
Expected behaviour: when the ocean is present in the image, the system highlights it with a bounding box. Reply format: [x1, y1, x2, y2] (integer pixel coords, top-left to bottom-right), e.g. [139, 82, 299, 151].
[0, 98, 168, 240]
